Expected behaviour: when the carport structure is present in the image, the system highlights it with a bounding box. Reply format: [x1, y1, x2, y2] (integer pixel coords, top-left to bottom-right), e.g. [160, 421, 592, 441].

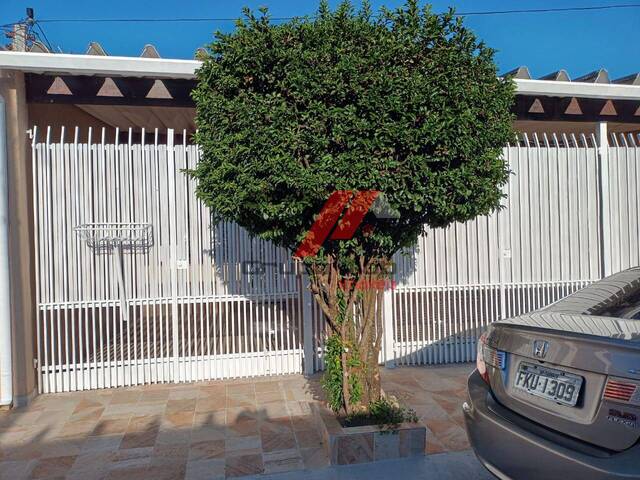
[0, 47, 639, 405]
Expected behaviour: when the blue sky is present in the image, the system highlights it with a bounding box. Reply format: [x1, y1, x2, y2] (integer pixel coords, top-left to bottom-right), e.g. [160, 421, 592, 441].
[2, 1, 639, 79]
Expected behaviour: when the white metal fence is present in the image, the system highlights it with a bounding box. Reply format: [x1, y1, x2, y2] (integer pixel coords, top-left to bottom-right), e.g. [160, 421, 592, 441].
[31, 125, 640, 391]
[32, 127, 304, 393]
[389, 130, 640, 366]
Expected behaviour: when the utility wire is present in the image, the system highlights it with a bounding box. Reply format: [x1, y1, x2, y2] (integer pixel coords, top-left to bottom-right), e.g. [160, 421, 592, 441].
[454, 3, 640, 15]
[34, 22, 54, 51]
[36, 16, 288, 23]
[31, 3, 640, 23]
[3, 2, 637, 51]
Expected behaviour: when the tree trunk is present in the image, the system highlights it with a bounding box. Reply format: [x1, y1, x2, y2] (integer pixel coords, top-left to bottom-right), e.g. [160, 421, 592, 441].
[308, 255, 389, 415]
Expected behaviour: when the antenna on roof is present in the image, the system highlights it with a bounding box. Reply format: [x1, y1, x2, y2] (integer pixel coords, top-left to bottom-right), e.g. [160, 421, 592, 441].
[26, 8, 35, 26]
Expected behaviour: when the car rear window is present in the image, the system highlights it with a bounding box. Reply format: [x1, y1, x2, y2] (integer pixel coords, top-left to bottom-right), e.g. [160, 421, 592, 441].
[547, 269, 640, 319]
[588, 285, 640, 319]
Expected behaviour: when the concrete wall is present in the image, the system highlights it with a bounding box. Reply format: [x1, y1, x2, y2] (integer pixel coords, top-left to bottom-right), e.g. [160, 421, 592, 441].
[0, 69, 36, 406]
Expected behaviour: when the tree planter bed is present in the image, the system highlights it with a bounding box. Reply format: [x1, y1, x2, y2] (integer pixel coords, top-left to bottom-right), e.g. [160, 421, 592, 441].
[311, 402, 426, 465]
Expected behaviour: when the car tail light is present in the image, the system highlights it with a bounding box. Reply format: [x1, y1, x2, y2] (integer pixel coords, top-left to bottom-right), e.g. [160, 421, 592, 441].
[604, 378, 640, 406]
[477, 333, 489, 384]
[477, 332, 505, 385]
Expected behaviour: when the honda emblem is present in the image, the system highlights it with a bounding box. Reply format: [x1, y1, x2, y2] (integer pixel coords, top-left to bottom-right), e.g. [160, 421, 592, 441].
[533, 340, 549, 359]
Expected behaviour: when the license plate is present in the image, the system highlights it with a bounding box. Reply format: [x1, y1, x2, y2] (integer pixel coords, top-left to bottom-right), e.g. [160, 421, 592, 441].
[514, 362, 583, 407]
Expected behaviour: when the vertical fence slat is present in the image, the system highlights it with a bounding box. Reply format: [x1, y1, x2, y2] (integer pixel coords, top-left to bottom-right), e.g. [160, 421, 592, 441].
[389, 131, 623, 367]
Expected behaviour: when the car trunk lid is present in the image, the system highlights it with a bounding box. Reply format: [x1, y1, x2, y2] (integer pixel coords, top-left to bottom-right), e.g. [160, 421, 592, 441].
[486, 312, 640, 451]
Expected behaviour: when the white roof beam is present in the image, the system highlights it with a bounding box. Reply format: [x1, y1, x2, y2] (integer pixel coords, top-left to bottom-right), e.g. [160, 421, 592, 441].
[514, 78, 640, 100]
[0, 51, 199, 79]
[1, 51, 640, 100]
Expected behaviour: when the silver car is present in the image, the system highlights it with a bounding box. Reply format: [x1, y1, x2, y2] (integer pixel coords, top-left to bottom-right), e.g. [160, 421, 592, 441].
[464, 268, 640, 479]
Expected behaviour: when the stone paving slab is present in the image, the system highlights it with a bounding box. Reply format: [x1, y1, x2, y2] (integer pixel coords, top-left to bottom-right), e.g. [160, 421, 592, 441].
[0, 375, 328, 480]
[381, 363, 474, 454]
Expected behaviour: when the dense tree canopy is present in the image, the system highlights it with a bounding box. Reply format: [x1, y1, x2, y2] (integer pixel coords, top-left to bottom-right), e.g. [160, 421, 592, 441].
[191, 0, 515, 268]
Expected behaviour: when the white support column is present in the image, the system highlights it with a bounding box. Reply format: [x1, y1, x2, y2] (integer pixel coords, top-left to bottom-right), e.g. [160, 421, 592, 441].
[498, 156, 508, 321]
[382, 287, 395, 368]
[301, 272, 315, 375]
[166, 129, 180, 382]
[596, 122, 611, 278]
[0, 95, 12, 406]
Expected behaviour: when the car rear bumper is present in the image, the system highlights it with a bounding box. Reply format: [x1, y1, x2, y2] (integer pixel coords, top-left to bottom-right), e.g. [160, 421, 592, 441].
[463, 369, 640, 480]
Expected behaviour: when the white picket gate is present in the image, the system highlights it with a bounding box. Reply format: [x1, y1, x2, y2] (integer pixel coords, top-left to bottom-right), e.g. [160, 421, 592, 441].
[31, 124, 640, 392]
[32, 127, 304, 393]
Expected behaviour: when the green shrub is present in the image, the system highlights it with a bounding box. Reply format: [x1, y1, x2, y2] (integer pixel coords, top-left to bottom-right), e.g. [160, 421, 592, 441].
[343, 397, 419, 433]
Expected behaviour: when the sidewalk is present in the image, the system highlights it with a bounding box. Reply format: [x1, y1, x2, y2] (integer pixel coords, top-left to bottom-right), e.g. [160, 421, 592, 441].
[241, 450, 492, 480]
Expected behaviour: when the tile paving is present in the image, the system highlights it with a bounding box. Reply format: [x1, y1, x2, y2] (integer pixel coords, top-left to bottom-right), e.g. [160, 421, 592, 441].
[0, 364, 473, 479]
[381, 364, 473, 455]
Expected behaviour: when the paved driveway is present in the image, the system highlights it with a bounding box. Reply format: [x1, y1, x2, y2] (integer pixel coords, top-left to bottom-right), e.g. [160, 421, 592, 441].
[0, 364, 480, 479]
[382, 363, 474, 454]
[0, 375, 326, 479]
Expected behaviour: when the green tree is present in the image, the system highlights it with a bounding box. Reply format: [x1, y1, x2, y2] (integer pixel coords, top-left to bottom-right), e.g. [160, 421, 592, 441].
[191, 0, 514, 416]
